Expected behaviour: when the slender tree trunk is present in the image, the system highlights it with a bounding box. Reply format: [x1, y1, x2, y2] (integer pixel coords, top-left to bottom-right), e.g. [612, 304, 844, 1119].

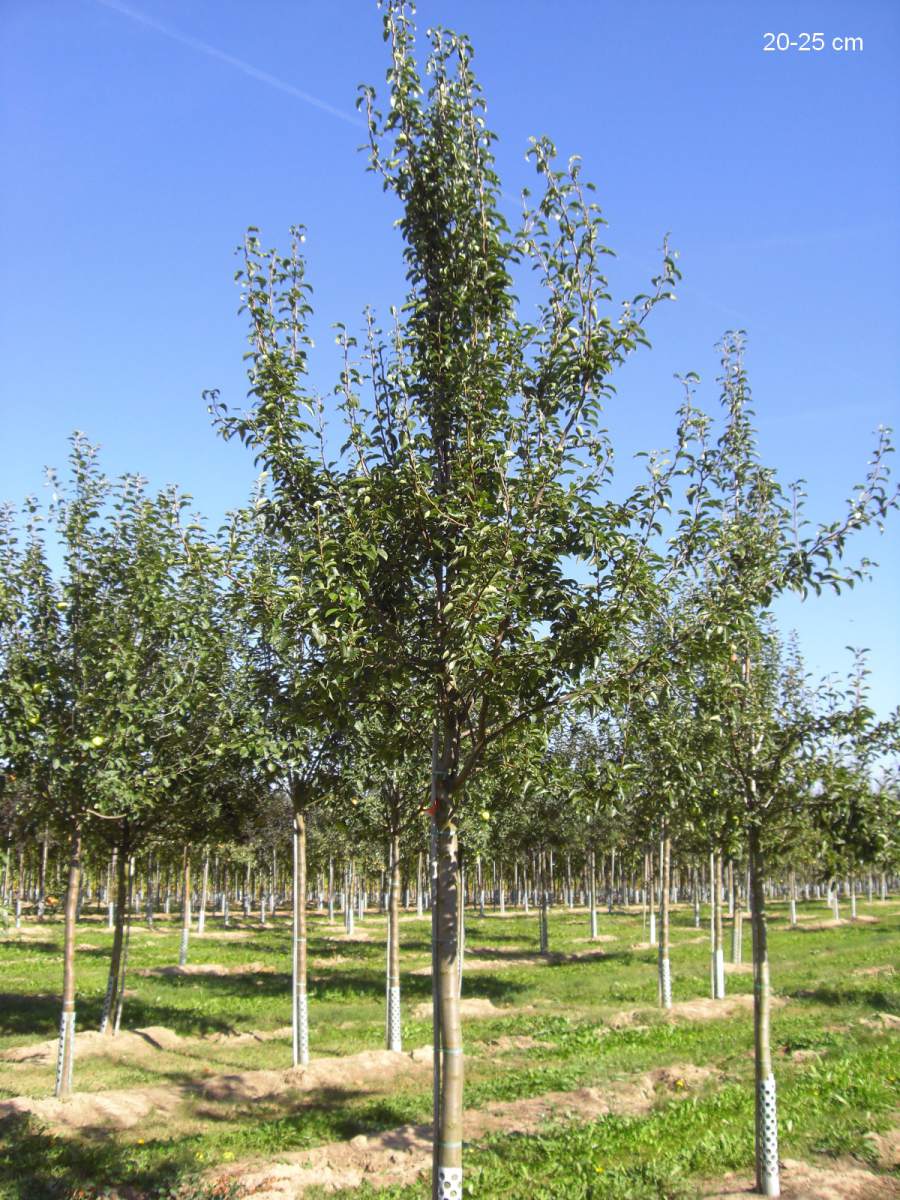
[658, 834, 672, 1009]
[714, 852, 726, 998]
[292, 809, 309, 1067]
[433, 762, 462, 1200]
[749, 824, 779, 1197]
[589, 849, 598, 939]
[788, 868, 797, 927]
[178, 848, 191, 967]
[197, 851, 210, 935]
[113, 859, 134, 1035]
[416, 851, 424, 918]
[55, 826, 82, 1097]
[100, 839, 128, 1034]
[38, 832, 49, 920]
[732, 890, 744, 965]
[648, 848, 657, 946]
[387, 831, 402, 1051]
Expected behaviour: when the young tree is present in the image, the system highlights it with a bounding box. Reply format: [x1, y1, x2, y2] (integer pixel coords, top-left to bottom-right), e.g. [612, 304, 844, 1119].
[211, 0, 685, 1185]
[683, 337, 897, 1196]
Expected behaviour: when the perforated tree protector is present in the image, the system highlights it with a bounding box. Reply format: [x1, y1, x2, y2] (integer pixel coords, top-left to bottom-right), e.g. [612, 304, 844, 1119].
[660, 956, 672, 1007]
[55, 1011, 74, 1094]
[297, 993, 310, 1064]
[438, 1166, 463, 1199]
[757, 1072, 780, 1195]
[388, 985, 402, 1051]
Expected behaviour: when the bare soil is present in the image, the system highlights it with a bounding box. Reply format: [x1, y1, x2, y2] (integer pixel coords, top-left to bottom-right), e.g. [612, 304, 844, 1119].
[0, 1045, 433, 1133]
[135, 960, 277, 978]
[216, 1062, 718, 1198]
[702, 1158, 900, 1198]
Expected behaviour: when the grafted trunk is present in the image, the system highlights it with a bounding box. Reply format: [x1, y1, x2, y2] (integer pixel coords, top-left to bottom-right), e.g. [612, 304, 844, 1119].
[55, 826, 82, 1097]
[749, 824, 779, 1197]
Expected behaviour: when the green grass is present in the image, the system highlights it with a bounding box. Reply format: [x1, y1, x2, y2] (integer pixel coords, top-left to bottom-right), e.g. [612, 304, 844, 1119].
[0, 899, 898, 1198]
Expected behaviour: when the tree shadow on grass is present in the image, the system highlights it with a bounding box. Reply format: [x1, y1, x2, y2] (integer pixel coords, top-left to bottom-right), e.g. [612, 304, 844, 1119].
[0, 1080, 430, 1198]
[789, 985, 898, 1012]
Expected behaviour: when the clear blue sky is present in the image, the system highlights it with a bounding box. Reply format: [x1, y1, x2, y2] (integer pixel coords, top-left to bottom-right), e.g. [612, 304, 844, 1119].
[1, 1, 898, 717]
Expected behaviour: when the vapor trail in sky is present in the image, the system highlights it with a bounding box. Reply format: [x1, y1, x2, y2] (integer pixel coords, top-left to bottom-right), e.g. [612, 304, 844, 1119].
[93, 0, 364, 128]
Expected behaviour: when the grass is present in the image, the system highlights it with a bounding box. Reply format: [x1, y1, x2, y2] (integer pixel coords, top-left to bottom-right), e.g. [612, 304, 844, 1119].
[0, 898, 898, 1198]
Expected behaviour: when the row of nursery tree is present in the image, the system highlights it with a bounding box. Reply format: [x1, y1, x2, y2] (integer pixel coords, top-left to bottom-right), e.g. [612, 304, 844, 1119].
[1, 4, 898, 1195]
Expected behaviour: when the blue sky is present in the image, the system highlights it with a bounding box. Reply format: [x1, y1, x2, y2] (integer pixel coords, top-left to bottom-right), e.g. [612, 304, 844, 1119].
[1, 0, 898, 717]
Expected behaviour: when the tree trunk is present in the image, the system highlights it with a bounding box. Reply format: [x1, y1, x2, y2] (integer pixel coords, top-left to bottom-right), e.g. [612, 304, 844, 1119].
[589, 849, 598, 939]
[433, 769, 462, 1200]
[178, 848, 191, 967]
[55, 826, 82, 1097]
[113, 859, 135, 1035]
[292, 810, 309, 1067]
[38, 832, 49, 920]
[648, 848, 657, 946]
[387, 831, 402, 1051]
[749, 824, 780, 1197]
[714, 852, 726, 998]
[197, 851, 210, 935]
[658, 834, 672, 1008]
[100, 839, 128, 1034]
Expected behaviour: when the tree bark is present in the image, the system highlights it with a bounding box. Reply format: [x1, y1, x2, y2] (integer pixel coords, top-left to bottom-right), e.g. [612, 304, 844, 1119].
[749, 824, 780, 1197]
[55, 825, 82, 1097]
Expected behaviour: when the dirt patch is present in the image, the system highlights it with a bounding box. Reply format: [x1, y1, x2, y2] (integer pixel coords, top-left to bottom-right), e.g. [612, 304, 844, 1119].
[794, 916, 877, 931]
[725, 963, 753, 975]
[702, 1157, 900, 1198]
[865, 1127, 900, 1170]
[218, 1062, 718, 1198]
[135, 960, 276, 978]
[412, 997, 508, 1021]
[0, 1023, 295, 1067]
[0, 1045, 433, 1134]
[194, 930, 258, 941]
[853, 965, 895, 978]
[862, 1013, 900, 1032]
[485, 1035, 551, 1053]
[412, 946, 611, 976]
[607, 992, 771, 1031]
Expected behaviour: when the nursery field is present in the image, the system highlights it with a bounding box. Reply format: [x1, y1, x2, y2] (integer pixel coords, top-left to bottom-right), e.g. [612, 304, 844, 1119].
[0, 900, 897, 1200]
